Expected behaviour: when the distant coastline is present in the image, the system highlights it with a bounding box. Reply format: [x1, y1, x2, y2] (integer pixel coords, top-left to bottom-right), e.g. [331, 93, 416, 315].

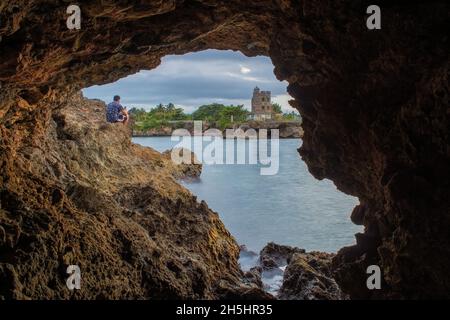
[131, 120, 303, 139]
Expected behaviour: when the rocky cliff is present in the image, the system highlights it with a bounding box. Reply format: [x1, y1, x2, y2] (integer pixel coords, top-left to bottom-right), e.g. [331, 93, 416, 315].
[1, 1, 449, 299]
[0, 93, 267, 299]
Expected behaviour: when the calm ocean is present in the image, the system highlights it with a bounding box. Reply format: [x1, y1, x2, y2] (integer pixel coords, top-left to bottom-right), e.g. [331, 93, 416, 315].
[133, 136, 362, 253]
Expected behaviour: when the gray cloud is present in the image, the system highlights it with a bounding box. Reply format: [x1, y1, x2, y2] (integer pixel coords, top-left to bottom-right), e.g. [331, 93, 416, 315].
[83, 49, 297, 113]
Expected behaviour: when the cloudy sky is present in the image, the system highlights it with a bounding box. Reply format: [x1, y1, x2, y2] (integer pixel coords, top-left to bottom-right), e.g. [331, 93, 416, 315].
[83, 49, 297, 114]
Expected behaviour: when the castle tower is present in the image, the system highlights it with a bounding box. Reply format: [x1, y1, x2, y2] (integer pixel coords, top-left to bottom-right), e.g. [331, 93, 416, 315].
[251, 86, 272, 120]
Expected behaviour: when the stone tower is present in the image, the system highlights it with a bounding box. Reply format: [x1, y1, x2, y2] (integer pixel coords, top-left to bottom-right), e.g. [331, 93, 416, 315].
[251, 86, 272, 120]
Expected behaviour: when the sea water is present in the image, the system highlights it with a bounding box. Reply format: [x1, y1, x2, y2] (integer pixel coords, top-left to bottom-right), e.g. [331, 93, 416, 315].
[133, 136, 361, 253]
[133, 136, 362, 294]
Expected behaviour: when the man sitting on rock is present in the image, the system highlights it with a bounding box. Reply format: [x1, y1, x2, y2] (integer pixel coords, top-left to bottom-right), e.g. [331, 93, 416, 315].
[106, 95, 129, 125]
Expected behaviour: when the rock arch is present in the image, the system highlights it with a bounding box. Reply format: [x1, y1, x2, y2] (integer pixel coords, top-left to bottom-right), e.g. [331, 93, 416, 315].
[0, 1, 449, 299]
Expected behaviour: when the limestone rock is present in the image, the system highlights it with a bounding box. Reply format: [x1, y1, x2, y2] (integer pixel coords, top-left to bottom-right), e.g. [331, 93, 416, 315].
[0, 93, 256, 299]
[0, 1, 449, 299]
[258, 242, 344, 300]
[279, 252, 345, 300]
[162, 148, 203, 180]
[259, 242, 305, 271]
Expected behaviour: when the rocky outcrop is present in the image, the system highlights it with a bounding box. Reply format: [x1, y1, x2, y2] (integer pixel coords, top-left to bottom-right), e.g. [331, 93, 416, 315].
[0, 93, 264, 299]
[258, 242, 344, 300]
[162, 148, 202, 180]
[1, 1, 449, 299]
[279, 252, 345, 300]
[238, 121, 303, 138]
[259, 242, 306, 270]
[278, 125, 303, 139]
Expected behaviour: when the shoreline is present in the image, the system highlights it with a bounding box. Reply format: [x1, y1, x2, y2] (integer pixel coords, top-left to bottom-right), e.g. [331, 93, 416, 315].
[131, 120, 304, 139]
[132, 134, 302, 139]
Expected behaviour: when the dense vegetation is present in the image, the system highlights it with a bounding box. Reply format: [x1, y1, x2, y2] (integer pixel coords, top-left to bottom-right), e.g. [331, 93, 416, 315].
[129, 103, 188, 131]
[129, 102, 300, 131]
[191, 104, 249, 129]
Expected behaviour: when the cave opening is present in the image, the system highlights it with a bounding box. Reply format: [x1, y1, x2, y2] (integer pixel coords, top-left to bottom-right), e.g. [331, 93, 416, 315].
[82, 49, 362, 257]
[1, 1, 447, 300]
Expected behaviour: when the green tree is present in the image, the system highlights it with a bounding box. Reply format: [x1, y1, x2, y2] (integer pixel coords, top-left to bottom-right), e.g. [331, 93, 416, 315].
[170, 106, 187, 120]
[220, 105, 249, 122]
[132, 103, 188, 130]
[282, 111, 302, 121]
[271, 103, 283, 114]
[191, 103, 226, 121]
[166, 103, 175, 112]
[190, 103, 250, 129]
[155, 103, 165, 112]
[129, 107, 147, 121]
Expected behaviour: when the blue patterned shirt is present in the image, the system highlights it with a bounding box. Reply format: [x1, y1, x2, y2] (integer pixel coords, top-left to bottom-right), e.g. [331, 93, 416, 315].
[106, 101, 124, 122]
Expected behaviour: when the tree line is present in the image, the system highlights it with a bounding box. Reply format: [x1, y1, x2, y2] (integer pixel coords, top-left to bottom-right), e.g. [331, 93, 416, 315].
[129, 103, 301, 131]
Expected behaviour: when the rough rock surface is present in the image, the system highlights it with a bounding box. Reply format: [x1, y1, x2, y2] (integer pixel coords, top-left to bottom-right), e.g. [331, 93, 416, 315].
[162, 148, 203, 180]
[278, 125, 303, 139]
[279, 251, 345, 300]
[240, 121, 303, 139]
[0, 1, 449, 299]
[259, 242, 306, 271]
[0, 93, 264, 299]
[259, 242, 344, 300]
